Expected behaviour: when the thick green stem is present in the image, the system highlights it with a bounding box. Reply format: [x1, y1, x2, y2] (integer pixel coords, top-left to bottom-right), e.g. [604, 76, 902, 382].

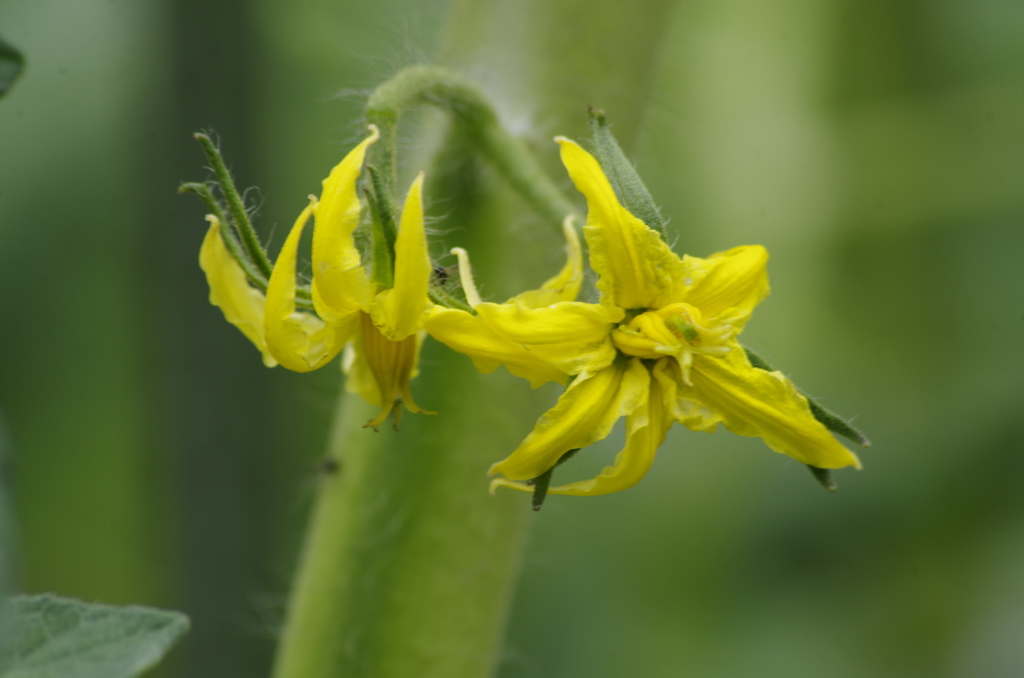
[271, 361, 533, 678]
[365, 66, 577, 229]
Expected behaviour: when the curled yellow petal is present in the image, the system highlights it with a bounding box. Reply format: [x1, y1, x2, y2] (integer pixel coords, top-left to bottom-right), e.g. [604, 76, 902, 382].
[451, 247, 482, 307]
[550, 364, 671, 496]
[489, 358, 649, 481]
[556, 137, 685, 310]
[688, 345, 861, 469]
[199, 215, 277, 368]
[475, 301, 621, 375]
[370, 173, 432, 340]
[311, 126, 379, 319]
[488, 477, 534, 496]
[682, 245, 769, 328]
[505, 215, 583, 309]
[424, 307, 567, 388]
[264, 199, 351, 372]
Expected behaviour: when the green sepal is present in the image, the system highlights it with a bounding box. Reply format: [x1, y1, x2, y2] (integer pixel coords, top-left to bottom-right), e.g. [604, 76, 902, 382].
[0, 35, 25, 99]
[806, 465, 838, 492]
[179, 181, 317, 312]
[179, 182, 261, 285]
[363, 165, 398, 289]
[527, 448, 579, 511]
[529, 468, 552, 511]
[587, 108, 668, 240]
[192, 133, 275, 281]
[367, 166, 398, 251]
[743, 346, 870, 448]
[427, 285, 475, 313]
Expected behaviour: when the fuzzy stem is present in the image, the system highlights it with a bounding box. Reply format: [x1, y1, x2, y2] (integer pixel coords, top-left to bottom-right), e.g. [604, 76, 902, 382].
[271, 367, 532, 678]
[365, 65, 577, 229]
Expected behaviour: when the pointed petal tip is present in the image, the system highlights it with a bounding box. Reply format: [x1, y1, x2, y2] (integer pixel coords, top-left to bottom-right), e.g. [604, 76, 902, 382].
[404, 171, 425, 196]
[366, 124, 380, 143]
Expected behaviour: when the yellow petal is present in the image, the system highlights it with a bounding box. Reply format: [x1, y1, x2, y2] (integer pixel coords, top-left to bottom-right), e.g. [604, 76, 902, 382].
[342, 339, 381, 407]
[424, 307, 567, 388]
[682, 245, 769, 328]
[489, 358, 649, 481]
[688, 344, 861, 469]
[550, 362, 671, 496]
[556, 137, 685, 310]
[264, 200, 353, 372]
[651, 358, 722, 432]
[370, 173, 432, 340]
[475, 301, 621, 375]
[505, 216, 584, 308]
[311, 126, 379, 319]
[198, 215, 277, 368]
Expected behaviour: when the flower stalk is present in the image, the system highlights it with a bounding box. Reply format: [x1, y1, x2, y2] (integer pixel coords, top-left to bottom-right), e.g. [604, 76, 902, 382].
[365, 65, 577, 229]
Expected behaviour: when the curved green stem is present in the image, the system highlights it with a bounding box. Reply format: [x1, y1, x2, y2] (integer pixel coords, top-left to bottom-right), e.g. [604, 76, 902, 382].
[365, 65, 577, 228]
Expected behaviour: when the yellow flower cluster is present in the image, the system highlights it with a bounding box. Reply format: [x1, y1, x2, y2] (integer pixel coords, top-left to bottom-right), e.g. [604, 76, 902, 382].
[200, 126, 861, 496]
[201, 128, 429, 428]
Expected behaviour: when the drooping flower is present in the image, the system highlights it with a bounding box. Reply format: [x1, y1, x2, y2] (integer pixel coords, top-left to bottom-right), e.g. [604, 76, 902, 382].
[199, 126, 435, 428]
[476, 137, 862, 498]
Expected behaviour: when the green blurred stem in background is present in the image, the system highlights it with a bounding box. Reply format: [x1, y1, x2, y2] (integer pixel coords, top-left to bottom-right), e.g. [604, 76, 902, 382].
[271, 2, 674, 676]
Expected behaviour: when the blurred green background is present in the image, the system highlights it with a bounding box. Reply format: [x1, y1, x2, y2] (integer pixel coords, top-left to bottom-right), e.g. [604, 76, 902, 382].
[1, 0, 1023, 677]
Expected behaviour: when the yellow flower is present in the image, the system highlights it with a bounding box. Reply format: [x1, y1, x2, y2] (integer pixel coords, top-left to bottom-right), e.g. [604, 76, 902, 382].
[482, 138, 862, 498]
[199, 126, 435, 429]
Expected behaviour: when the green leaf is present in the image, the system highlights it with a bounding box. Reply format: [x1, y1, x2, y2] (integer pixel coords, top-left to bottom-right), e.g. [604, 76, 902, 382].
[0, 594, 189, 678]
[0, 36, 24, 99]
